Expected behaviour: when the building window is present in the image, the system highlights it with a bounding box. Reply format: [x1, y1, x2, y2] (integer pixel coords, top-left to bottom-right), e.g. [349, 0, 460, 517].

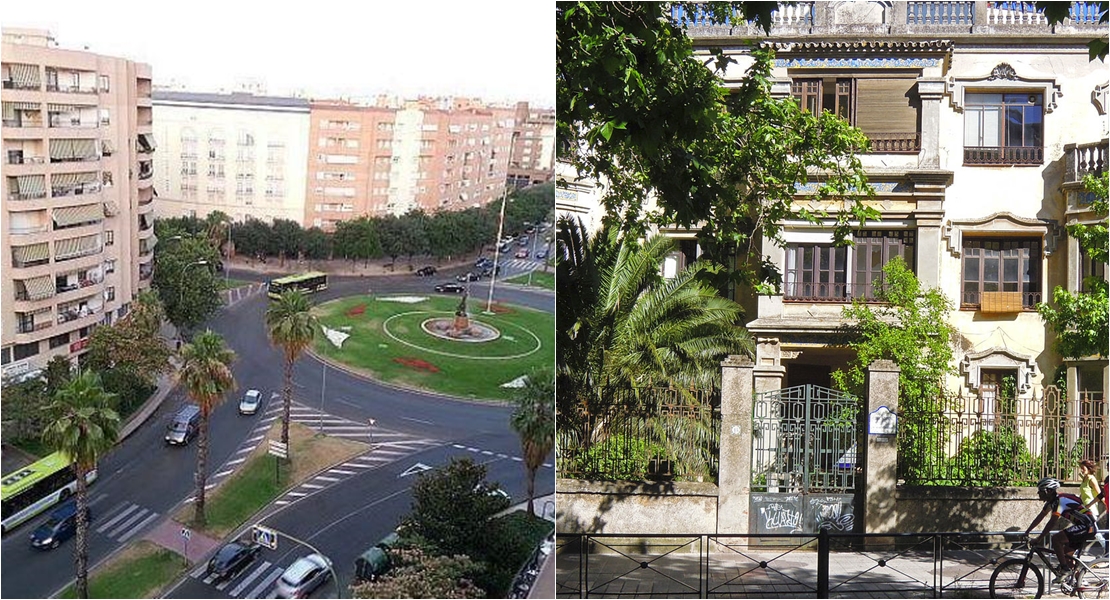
[104, 259, 116, 274]
[14, 341, 39, 361]
[964, 92, 1044, 166]
[98, 75, 109, 92]
[105, 230, 114, 246]
[785, 231, 915, 302]
[1080, 247, 1106, 293]
[1, 346, 10, 365]
[49, 332, 71, 349]
[792, 76, 920, 153]
[961, 238, 1041, 310]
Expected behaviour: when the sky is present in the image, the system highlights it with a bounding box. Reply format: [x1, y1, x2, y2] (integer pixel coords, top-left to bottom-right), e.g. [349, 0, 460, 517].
[3, 0, 553, 107]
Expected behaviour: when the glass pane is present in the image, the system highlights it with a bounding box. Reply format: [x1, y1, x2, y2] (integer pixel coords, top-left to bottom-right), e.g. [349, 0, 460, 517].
[1003, 257, 1018, 282]
[820, 247, 830, 271]
[984, 280, 999, 292]
[964, 108, 983, 146]
[1023, 106, 1042, 147]
[984, 257, 999, 283]
[982, 106, 1002, 146]
[834, 247, 846, 272]
[967, 92, 1003, 105]
[1006, 106, 1024, 147]
[964, 257, 979, 281]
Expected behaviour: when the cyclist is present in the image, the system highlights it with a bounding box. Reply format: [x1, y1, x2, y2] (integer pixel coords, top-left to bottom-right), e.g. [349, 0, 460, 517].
[1024, 477, 1097, 583]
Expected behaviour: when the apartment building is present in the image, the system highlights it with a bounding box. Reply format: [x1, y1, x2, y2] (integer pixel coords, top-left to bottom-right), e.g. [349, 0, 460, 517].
[305, 98, 515, 228]
[507, 101, 555, 189]
[673, 1, 1108, 403]
[1, 28, 154, 380]
[151, 91, 310, 225]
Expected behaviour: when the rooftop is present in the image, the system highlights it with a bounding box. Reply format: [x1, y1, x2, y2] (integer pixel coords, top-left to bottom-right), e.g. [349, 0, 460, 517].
[152, 90, 309, 110]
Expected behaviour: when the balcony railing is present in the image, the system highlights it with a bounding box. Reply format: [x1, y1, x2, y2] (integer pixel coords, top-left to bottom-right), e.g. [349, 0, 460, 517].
[866, 132, 921, 153]
[3, 80, 40, 90]
[1064, 140, 1108, 185]
[907, 1, 975, 24]
[964, 146, 1044, 166]
[17, 321, 53, 334]
[10, 224, 49, 235]
[45, 84, 97, 94]
[7, 155, 47, 165]
[783, 281, 893, 303]
[51, 183, 101, 198]
[57, 305, 99, 324]
[3, 117, 43, 128]
[48, 116, 98, 128]
[961, 290, 1042, 310]
[9, 191, 47, 201]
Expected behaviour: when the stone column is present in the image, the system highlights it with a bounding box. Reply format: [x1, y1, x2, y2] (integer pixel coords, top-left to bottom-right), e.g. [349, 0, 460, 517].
[863, 359, 901, 534]
[718, 355, 754, 534]
[916, 78, 947, 169]
[1067, 364, 1080, 460]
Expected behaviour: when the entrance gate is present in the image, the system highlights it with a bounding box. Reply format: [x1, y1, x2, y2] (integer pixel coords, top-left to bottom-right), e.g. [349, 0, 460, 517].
[750, 385, 860, 535]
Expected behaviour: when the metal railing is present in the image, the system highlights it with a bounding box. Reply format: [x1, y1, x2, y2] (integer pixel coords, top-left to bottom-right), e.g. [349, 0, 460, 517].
[555, 530, 1109, 598]
[782, 281, 890, 303]
[866, 132, 921, 154]
[898, 386, 1107, 486]
[959, 290, 1042, 311]
[557, 387, 720, 482]
[964, 146, 1044, 165]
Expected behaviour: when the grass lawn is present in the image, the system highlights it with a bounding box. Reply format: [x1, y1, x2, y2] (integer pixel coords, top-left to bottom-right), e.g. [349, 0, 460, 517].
[504, 271, 555, 290]
[59, 541, 185, 599]
[485, 512, 555, 596]
[311, 295, 554, 400]
[177, 421, 367, 538]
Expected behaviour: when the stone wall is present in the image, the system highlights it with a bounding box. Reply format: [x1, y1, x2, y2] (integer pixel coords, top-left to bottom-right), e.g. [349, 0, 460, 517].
[893, 485, 1074, 534]
[556, 479, 719, 535]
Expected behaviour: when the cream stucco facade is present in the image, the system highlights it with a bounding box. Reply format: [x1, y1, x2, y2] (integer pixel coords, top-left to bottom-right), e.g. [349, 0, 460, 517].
[152, 91, 310, 224]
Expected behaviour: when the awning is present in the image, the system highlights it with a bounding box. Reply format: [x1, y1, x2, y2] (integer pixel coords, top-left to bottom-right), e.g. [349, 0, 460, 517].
[49, 139, 98, 161]
[12, 242, 49, 265]
[54, 235, 100, 261]
[19, 275, 55, 301]
[14, 175, 46, 196]
[137, 133, 156, 152]
[100, 139, 114, 155]
[51, 172, 97, 187]
[52, 204, 103, 227]
[102, 201, 119, 216]
[9, 64, 40, 87]
[73, 139, 98, 160]
[47, 103, 82, 112]
[3, 101, 39, 119]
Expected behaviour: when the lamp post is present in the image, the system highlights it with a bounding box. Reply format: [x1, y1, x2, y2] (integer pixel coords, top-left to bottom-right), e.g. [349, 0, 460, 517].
[485, 131, 519, 315]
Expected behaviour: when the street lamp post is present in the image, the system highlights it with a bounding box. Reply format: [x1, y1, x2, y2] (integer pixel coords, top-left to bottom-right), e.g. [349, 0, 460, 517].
[486, 132, 519, 315]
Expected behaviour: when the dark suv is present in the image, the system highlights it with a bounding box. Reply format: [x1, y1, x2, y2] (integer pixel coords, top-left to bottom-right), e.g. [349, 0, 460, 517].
[207, 540, 261, 582]
[415, 266, 437, 277]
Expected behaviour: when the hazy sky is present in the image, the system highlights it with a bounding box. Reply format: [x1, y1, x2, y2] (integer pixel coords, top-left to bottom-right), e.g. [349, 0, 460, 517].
[4, 1, 553, 106]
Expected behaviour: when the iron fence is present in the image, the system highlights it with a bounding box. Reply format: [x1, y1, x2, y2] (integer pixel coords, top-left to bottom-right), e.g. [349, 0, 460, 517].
[898, 386, 1108, 486]
[557, 387, 720, 482]
[555, 529, 1110, 598]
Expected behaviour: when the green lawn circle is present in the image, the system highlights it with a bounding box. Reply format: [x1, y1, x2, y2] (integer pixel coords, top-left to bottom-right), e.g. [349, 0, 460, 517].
[383, 311, 542, 360]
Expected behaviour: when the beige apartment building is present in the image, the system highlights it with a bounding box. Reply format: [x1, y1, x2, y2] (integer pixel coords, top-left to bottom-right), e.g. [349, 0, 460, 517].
[305, 97, 516, 228]
[1, 28, 154, 379]
[507, 101, 555, 189]
[152, 91, 310, 224]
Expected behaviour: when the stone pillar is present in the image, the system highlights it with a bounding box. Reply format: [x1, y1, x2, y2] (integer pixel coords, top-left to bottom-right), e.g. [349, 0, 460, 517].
[1067, 364, 1080, 461]
[754, 365, 785, 395]
[916, 78, 947, 169]
[718, 355, 754, 534]
[863, 359, 901, 534]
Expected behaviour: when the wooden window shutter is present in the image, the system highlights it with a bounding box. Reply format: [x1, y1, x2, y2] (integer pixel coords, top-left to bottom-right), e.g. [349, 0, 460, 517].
[854, 78, 918, 134]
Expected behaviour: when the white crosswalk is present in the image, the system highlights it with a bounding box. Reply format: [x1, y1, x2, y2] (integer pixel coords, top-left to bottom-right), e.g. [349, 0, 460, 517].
[190, 558, 288, 599]
[93, 501, 160, 544]
[224, 282, 267, 307]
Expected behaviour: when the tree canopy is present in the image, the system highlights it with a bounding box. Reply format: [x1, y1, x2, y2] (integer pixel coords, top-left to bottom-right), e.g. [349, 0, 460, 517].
[151, 231, 222, 333]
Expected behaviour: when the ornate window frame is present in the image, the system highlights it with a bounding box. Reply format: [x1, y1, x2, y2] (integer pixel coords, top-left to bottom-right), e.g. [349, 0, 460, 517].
[947, 62, 1062, 114]
[960, 347, 1037, 395]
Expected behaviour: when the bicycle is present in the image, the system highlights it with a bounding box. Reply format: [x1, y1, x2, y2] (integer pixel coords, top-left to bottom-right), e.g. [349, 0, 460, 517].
[989, 536, 1109, 598]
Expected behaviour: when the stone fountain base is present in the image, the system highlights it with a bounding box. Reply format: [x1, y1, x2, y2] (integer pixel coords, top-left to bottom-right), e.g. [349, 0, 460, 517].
[421, 317, 500, 343]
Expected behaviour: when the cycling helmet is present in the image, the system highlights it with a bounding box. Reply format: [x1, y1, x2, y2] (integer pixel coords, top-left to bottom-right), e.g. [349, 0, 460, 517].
[1037, 477, 1061, 494]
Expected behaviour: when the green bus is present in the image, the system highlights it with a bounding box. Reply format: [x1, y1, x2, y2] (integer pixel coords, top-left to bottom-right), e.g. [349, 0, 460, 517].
[1, 452, 97, 534]
[267, 271, 328, 299]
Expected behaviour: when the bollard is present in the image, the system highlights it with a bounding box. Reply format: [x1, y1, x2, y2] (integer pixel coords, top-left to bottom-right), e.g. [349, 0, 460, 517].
[817, 528, 830, 598]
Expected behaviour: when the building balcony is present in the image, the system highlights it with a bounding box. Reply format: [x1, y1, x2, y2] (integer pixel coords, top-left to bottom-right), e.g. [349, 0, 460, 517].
[16, 320, 53, 335]
[964, 146, 1044, 166]
[961, 290, 1042, 311]
[1063, 140, 1108, 186]
[866, 132, 921, 154]
[6, 154, 48, 166]
[56, 304, 101, 326]
[3, 115, 44, 129]
[3, 79, 41, 91]
[51, 183, 101, 199]
[782, 281, 894, 303]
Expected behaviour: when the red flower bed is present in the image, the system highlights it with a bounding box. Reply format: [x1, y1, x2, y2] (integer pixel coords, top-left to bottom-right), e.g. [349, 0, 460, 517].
[487, 303, 512, 314]
[394, 357, 440, 373]
[346, 304, 367, 317]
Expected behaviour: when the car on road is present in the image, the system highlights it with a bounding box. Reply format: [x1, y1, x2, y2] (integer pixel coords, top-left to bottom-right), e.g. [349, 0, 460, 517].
[274, 553, 333, 598]
[415, 266, 437, 277]
[518, 236, 529, 246]
[515, 248, 529, 259]
[239, 389, 262, 415]
[535, 249, 548, 260]
[164, 404, 201, 446]
[207, 540, 261, 583]
[475, 257, 494, 269]
[456, 271, 482, 282]
[29, 501, 91, 550]
[434, 282, 466, 294]
[499, 242, 512, 253]
[479, 265, 500, 278]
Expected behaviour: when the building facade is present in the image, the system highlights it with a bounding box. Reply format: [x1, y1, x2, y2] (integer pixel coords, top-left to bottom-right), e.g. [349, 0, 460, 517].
[677, 1, 1108, 405]
[507, 101, 555, 189]
[304, 97, 516, 229]
[152, 91, 311, 224]
[1, 28, 155, 379]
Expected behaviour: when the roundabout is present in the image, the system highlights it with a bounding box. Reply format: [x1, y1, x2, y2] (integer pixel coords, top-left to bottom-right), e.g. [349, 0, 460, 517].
[310, 294, 555, 401]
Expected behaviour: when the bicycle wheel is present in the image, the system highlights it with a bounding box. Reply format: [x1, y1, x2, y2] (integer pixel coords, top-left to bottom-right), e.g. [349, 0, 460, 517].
[990, 558, 1044, 599]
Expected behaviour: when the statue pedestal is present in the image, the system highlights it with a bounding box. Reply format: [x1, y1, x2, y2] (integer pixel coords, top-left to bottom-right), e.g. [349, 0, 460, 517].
[453, 315, 470, 331]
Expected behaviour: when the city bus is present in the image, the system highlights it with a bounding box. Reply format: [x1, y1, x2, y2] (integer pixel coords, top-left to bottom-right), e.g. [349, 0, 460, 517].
[267, 272, 328, 300]
[1, 452, 97, 534]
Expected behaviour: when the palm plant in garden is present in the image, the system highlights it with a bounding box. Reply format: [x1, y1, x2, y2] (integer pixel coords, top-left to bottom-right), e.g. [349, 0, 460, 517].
[42, 370, 120, 599]
[557, 216, 752, 479]
[510, 368, 555, 516]
[265, 290, 317, 446]
[179, 330, 237, 526]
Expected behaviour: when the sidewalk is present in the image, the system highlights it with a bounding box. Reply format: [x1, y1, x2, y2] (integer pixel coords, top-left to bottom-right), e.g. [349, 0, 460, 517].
[224, 255, 474, 278]
[143, 518, 223, 565]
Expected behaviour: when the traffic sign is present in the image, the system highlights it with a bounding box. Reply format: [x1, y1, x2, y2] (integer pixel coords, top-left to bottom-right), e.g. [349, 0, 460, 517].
[252, 525, 278, 550]
[180, 527, 191, 540]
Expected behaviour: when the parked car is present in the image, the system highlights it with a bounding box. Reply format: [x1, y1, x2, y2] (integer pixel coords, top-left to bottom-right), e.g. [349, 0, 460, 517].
[535, 249, 548, 260]
[515, 248, 529, 259]
[456, 271, 481, 282]
[415, 266, 437, 277]
[274, 553, 333, 598]
[239, 389, 262, 415]
[499, 242, 512, 253]
[475, 257, 494, 269]
[525, 225, 536, 234]
[206, 540, 261, 583]
[434, 283, 466, 294]
[518, 236, 529, 246]
[29, 501, 91, 550]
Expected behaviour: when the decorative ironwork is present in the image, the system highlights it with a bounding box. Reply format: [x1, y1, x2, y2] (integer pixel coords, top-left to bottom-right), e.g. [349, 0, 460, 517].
[898, 386, 1108, 486]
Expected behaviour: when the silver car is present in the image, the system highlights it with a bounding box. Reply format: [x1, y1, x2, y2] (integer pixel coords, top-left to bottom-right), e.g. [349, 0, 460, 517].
[274, 553, 332, 598]
[238, 389, 262, 415]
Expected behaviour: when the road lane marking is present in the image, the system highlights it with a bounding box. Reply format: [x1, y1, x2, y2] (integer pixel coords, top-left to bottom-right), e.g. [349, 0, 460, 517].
[287, 491, 309, 497]
[245, 435, 265, 443]
[244, 565, 284, 599]
[191, 563, 208, 578]
[300, 483, 324, 489]
[315, 476, 340, 482]
[481, 450, 493, 455]
[203, 573, 218, 584]
[106, 508, 149, 539]
[96, 503, 139, 533]
[230, 561, 272, 597]
[116, 511, 159, 543]
[275, 500, 290, 506]
[215, 469, 235, 478]
[226, 457, 247, 466]
[452, 444, 466, 449]
[236, 446, 254, 454]
[328, 469, 356, 475]
[512, 457, 523, 462]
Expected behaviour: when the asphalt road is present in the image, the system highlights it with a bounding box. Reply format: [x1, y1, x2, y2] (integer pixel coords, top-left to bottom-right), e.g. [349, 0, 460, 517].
[0, 263, 553, 599]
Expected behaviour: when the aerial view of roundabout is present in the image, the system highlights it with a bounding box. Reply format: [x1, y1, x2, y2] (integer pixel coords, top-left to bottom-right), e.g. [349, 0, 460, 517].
[310, 291, 555, 401]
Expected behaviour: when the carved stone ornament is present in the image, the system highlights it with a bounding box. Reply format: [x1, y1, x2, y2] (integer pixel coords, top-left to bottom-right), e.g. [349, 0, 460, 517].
[987, 63, 1018, 81]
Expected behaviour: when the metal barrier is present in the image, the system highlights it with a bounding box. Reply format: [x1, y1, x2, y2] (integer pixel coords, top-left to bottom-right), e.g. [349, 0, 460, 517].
[555, 529, 1109, 598]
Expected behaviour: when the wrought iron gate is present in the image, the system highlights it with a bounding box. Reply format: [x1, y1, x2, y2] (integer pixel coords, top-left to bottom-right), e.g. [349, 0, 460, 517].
[750, 385, 860, 535]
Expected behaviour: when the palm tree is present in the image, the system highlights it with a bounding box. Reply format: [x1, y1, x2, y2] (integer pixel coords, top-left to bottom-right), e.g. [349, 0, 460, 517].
[42, 370, 120, 599]
[557, 217, 753, 474]
[178, 330, 236, 526]
[265, 290, 317, 446]
[510, 368, 555, 517]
